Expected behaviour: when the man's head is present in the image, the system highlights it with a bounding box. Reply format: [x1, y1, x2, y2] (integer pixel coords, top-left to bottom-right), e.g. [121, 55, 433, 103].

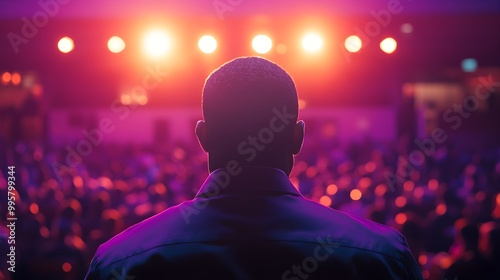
[196, 57, 304, 175]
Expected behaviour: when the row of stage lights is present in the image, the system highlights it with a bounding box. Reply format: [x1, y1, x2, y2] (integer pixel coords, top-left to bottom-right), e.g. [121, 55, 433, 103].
[56, 31, 399, 57]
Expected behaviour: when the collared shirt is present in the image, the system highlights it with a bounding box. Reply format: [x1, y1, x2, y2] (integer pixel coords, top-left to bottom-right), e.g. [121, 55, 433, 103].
[86, 166, 423, 280]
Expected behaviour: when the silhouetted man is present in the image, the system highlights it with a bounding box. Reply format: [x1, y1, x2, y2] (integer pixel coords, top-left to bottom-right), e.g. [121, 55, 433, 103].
[86, 57, 423, 279]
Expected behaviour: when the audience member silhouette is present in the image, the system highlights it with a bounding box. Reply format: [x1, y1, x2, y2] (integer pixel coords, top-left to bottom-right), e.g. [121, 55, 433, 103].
[445, 223, 490, 280]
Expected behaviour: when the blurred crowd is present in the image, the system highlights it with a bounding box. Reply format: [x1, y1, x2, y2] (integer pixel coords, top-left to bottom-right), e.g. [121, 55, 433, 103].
[1, 127, 500, 280]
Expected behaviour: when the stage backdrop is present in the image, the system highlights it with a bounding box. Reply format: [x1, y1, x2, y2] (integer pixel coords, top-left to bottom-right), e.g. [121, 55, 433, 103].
[48, 107, 397, 147]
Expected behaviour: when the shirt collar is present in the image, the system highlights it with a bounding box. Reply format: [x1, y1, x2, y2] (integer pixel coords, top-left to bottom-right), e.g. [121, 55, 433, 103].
[195, 166, 303, 198]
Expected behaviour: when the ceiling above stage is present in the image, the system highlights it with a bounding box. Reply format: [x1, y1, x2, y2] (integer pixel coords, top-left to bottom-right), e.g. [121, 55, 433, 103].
[0, 0, 499, 108]
[0, 0, 499, 19]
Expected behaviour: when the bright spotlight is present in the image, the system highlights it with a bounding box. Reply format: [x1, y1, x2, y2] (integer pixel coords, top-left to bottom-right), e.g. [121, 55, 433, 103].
[302, 33, 323, 53]
[108, 36, 126, 53]
[252, 35, 272, 54]
[344, 35, 362, 53]
[198, 35, 217, 54]
[380, 37, 397, 54]
[58, 37, 74, 53]
[144, 30, 171, 58]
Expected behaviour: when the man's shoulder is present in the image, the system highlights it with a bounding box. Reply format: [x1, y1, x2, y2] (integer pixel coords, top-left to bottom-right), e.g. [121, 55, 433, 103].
[91, 202, 190, 270]
[295, 199, 407, 258]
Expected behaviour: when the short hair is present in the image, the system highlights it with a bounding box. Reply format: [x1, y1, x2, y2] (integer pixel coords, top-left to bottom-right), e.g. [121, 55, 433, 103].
[202, 57, 298, 148]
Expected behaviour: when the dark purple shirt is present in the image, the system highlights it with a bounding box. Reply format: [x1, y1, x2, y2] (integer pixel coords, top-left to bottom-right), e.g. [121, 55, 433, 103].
[86, 167, 423, 280]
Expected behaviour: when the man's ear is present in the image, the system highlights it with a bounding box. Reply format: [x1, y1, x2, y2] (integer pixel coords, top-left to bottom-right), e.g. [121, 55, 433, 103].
[291, 120, 304, 155]
[195, 120, 210, 153]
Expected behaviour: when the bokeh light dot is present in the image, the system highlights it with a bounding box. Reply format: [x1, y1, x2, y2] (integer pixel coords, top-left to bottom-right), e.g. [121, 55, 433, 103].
[395, 213, 407, 224]
[1, 72, 11, 85]
[436, 203, 447, 215]
[198, 35, 217, 54]
[428, 179, 439, 191]
[403, 181, 414, 192]
[108, 36, 126, 53]
[395, 196, 407, 208]
[11, 72, 21, 85]
[58, 37, 74, 53]
[326, 184, 338, 195]
[462, 58, 478, 72]
[62, 262, 72, 272]
[350, 189, 362, 201]
[252, 35, 273, 54]
[29, 203, 39, 214]
[319, 195, 332, 207]
[344, 35, 362, 53]
[380, 37, 397, 54]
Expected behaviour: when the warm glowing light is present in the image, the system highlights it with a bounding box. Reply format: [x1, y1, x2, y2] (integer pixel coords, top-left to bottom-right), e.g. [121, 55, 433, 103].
[198, 35, 217, 54]
[58, 37, 74, 53]
[302, 33, 323, 52]
[62, 262, 72, 272]
[380, 37, 397, 54]
[252, 35, 272, 54]
[40, 226, 50, 238]
[120, 94, 132, 105]
[364, 162, 376, 173]
[136, 95, 148, 105]
[108, 36, 126, 53]
[418, 254, 428, 265]
[29, 203, 39, 214]
[436, 203, 447, 215]
[375, 184, 387, 197]
[1, 72, 11, 85]
[306, 166, 318, 178]
[496, 193, 500, 205]
[403, 181, 414, 192]
[173, 147, 186, 160]
[152, 183, 167, 195]
[344, 35, 362, 53]
[428, 179, 439, 191]
[326, 184, 338, 195]
[395, 196, 407, 208]
[144, 30, 171, 58]
[11, 72, 21, 86]
[413, 187, 424, 199]
[350, 189, 362, 201]
[73, 176, 83, 188]
[358, 177, 371, 189]
[319, 195, 332, 207]
[395, 213, 407, 224]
